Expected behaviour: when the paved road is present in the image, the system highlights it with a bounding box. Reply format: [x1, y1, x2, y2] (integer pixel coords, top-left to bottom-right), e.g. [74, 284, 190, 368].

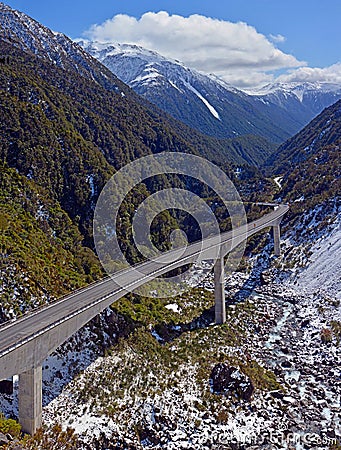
[0, 204, 288, 358]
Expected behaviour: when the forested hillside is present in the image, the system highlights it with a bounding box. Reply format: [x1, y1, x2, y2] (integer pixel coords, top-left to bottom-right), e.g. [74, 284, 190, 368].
[0, 37, 275, 224]
[0, 165, 103, 321]
[0, 36, 273, 320]
[280, 141, 340, 236]
[267, 99, 341, 174]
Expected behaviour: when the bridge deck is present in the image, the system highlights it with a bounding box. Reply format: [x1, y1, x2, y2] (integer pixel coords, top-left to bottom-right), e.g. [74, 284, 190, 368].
[0, 205, 288, 374]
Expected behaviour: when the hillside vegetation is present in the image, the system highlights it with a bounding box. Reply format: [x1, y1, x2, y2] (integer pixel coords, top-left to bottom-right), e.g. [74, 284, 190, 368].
[267, 99, 341, 174]
[271, 100, 341, 235]
[0, 165, 103, 321]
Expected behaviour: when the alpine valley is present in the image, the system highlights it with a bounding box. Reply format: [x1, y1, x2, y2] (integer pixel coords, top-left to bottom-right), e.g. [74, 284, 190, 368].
[0, 3, 340, 450]
[81, 41, 341, 145]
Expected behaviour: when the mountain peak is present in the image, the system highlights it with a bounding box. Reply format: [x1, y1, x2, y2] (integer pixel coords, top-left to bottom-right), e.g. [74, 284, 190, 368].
[247, 81, 341, 98]
[0, 3, 119, 87]
[81, 40, 341, 144]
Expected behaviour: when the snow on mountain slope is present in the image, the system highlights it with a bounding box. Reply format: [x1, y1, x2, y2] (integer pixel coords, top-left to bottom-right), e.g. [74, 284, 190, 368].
[182, 79, 221, 120]
[249, 81, 341, 129]
[80, 41, 341, 145]
[247, 81, 341, 101]
[0, 3, 120, 88]
[79, 41, 302, 143]
[2, 0, 340, 146]
[289, 217, 341, 298]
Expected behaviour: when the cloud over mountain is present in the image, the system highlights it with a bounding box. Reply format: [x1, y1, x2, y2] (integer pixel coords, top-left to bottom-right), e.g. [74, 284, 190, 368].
[278, 63, 341, 84]
[85, 11, 305, 88]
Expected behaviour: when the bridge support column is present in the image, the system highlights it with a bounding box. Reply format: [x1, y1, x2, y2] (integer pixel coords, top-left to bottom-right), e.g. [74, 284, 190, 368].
[273, 224, 281, 256]
[18, 366, 42, 435]
[214, 257, 226, 324]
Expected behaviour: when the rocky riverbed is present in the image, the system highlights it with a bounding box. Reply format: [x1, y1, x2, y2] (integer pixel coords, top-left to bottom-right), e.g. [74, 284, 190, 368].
[0, 232, 340, 450]
[32, 271, 338, 450]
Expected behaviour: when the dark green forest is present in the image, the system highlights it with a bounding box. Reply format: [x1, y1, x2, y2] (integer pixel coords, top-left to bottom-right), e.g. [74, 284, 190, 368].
[1, 36, 340, 321]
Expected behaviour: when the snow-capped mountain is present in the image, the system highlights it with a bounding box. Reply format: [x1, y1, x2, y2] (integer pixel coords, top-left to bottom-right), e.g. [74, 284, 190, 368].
[79, 41, 304, 144]
[249, 81, 341, 105]
[249, 81, 341, 129]
[0, 2, 281, 170]
[0, 2, 121, 90]
[80, 41, 341, 145]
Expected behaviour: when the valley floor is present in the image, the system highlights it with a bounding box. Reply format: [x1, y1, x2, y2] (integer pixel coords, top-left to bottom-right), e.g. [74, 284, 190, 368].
[1, 220, 340, 450]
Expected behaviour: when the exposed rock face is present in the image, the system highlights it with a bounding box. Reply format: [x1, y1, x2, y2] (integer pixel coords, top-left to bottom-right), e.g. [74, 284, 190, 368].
[210, 364, 255, 401]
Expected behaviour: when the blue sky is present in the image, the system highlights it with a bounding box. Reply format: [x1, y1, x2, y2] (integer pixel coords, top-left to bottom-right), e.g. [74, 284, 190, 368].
[5, 0, 341, 88]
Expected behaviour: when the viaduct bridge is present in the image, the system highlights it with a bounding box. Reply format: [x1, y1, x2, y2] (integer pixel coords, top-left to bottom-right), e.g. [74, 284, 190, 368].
[0, 204, 288, 435]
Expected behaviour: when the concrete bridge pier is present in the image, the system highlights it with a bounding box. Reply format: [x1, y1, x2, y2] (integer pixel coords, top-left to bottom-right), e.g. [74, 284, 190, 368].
[18, 366, 42, 435]
[214, 256, 226, 324]
[273, 223, 281, 256]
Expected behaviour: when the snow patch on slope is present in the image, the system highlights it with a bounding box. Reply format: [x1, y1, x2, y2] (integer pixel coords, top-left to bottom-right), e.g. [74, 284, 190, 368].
[182, 80, 221, 120]
[169, 80, 183, 93]
[274, 176, 283, 189]
[131, 67, 163, 85]
[289, 217, 341, 298]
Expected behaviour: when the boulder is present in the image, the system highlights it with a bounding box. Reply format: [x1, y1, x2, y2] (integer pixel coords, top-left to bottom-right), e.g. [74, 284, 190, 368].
[301, 319, 310, 328]
[270, 390, 284, 400]
[260, 271, 272, 285]
[281, 360, 293, 369]
[210, 364, 255, 401]
[0, 432, 9, 446]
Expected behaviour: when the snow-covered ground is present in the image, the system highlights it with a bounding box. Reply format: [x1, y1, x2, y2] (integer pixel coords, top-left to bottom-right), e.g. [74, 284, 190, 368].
[288, 217, 341, 298]
[1, 208, 340, 449]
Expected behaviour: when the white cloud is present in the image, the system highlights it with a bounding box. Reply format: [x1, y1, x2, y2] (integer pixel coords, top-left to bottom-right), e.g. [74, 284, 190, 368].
[85, 11, 305, 88]
[278, 63, 341, 84]
[214, 69, 275, 89]
[269, 34, 286, 43]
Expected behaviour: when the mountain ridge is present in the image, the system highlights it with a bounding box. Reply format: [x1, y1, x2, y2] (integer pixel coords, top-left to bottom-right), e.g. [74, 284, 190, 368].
[80, 40, 296, 144]
[80, 40, 341, 146]
[0, 3, 276, 168]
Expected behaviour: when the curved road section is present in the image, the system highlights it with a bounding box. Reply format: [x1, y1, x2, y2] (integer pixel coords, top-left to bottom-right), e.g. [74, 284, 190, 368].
[0, 204, 288, 380]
